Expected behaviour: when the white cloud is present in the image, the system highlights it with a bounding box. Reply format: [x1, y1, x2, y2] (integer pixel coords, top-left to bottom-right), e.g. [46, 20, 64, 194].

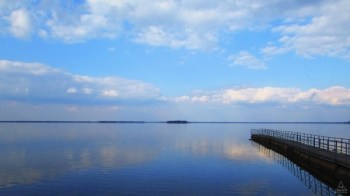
[261, 44, 290, 56]
[135, 26, 171, 46]
[72, 75, 160, 99]
[0, 60, 58, 75]
[66, 87, 77, 94]
[263, 0, 350, 59]
[46, 12, 119, 43]
[1, 0, 349, 55]
[0, 0, 292, 49]
[102, 90, 119, 97]
[166, 86, 350, 106]
[135, 26, 217, 50]
[82, 88, 94, 95]
[228, 51, 266, 69]
[0, 60, 160, 103]
[291, 86, 350, 105]
[7, 8, 32, 38]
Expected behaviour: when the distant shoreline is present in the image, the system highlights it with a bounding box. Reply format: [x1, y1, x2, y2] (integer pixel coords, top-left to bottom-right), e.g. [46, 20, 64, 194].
[0, 121, 349, 124]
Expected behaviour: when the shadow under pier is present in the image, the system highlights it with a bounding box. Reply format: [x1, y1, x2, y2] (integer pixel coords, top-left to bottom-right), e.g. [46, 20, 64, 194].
[251, 129, 350, 195]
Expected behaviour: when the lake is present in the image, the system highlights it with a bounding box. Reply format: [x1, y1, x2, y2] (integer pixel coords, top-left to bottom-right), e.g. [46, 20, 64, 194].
[0, 123, 349, 195]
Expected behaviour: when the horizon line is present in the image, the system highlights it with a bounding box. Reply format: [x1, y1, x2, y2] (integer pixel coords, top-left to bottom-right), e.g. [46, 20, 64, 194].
[0, 120, 349, 124]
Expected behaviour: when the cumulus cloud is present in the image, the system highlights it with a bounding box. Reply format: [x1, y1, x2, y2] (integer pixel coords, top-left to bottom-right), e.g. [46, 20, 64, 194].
[1, 59, 349, 107]
[0, 59, 58, 75]
[262, 0, 350, 59]
[291, 86, 350, 105]
[0, 0, 344, 55]
[228, 51, 266, 69]
[166, 86, 350, 106]
[66, 87, 77, 94]
[1, 0, 341, 52]
[0, 60, 160, 104]
[135, 26, 217, 50]
[7, 8, 32, 38]
[102, 90, 119, 97]
[46, 12, 119, 43]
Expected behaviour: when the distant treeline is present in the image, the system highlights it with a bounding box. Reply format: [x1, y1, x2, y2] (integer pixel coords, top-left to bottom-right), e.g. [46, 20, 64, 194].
[166, 120, 188, 124]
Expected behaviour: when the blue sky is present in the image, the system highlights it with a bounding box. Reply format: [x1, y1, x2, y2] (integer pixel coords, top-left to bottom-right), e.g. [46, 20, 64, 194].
[0, 0, 350, 121]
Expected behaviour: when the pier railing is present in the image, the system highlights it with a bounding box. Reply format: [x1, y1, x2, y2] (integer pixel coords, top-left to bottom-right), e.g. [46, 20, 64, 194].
[251, 129, 350, 156]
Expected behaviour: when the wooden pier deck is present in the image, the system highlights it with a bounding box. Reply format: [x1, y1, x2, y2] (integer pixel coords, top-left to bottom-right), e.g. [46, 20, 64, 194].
[251, 129, 350, 190]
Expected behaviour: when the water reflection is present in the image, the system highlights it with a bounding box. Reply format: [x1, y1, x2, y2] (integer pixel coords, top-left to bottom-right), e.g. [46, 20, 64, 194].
[1, 123, 348, 195]
[0, 123, 272, 190]
[0, 124, 160, 188]
[252, 142, 336, 196]
[174, 136, 273, 163]
[0, 145, 158, 187]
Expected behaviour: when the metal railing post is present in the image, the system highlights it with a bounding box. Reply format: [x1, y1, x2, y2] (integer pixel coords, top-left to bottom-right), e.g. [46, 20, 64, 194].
[335, 140, 338, 153]
[327, 139, 329, 151]
[313, 137, 315, 147]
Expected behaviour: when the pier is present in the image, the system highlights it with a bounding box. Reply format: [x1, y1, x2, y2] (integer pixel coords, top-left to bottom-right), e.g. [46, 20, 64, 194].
[251, 129, 350, 190]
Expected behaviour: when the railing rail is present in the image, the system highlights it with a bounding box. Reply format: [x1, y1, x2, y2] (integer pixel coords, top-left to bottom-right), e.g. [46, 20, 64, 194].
[251, 129, 350, 157]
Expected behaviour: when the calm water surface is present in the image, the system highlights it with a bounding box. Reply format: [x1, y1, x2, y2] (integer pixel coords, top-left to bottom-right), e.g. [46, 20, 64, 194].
[0, 123, 349, 195]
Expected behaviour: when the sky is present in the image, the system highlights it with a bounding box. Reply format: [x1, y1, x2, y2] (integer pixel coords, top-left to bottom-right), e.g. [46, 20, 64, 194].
[0, 0, 350, 121]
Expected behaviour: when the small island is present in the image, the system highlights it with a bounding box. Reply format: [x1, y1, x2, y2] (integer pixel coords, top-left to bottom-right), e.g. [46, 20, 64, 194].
[166, 120, 189, 124]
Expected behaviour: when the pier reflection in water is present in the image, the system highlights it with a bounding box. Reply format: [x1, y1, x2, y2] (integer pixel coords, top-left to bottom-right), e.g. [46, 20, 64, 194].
[253, 142, 336, 196]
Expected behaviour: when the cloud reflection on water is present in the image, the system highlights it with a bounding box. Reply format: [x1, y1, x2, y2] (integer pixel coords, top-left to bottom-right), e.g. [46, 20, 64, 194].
[0, 124, 160, 187]
[0, 123, 300, 190]
[174, 137, 273, 163]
